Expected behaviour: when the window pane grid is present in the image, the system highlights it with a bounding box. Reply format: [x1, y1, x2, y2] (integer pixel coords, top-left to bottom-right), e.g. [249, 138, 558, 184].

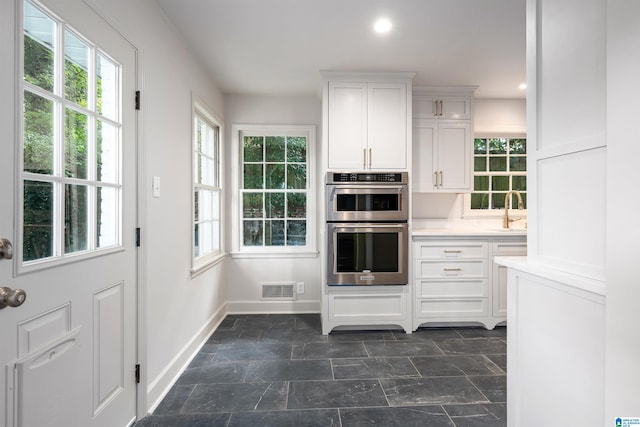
[193, 111, 221, 262]
[471, 138, 527, 211]
[21, 0, 122, 264]
[241, 133, 308, 248]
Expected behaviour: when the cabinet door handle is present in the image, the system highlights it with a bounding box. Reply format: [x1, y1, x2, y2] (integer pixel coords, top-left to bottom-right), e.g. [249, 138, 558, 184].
[439, 100, 443, 116]
[369, 148, 372, 169]
[433, 171, 438, 188]
[437, 171, 443, 187]
[363, 148, 367, 169]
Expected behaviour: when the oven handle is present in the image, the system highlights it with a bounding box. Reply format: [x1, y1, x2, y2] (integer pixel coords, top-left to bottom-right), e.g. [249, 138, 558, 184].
[328, 223, 408, 231]
[328, 185, 406, 191]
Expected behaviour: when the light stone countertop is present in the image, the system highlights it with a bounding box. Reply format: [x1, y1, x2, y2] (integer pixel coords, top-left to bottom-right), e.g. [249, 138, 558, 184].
[412, 227, 527, 237]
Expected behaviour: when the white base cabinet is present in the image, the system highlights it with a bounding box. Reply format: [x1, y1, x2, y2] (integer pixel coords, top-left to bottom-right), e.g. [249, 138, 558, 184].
[322, 285, 412, 335]
[413, 235, 526, 330]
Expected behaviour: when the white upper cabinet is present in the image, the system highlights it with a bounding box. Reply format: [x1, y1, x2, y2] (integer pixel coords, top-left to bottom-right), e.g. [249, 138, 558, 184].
[413, 93, 472, 120]
[412, 86, 477, 192]
[324, 73, 413, 171]
[413, 120, 472, 192]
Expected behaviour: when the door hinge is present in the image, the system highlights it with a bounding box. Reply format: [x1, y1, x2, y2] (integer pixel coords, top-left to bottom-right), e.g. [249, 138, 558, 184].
[135, 227, 141, 247]
[135, 364, 140, 384]
[135, 90, 141, 110]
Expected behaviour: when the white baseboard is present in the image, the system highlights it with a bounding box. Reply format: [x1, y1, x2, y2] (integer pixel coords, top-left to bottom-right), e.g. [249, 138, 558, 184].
[145, 303, 228, 413]
[225, 299, 321, 314]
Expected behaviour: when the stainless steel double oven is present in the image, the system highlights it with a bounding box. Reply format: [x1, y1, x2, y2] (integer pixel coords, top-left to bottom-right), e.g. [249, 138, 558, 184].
[326, 172, 409, 286]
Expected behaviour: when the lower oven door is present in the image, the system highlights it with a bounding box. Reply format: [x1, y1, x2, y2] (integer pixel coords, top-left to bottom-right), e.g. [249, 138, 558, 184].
[327, 222, 408, 286]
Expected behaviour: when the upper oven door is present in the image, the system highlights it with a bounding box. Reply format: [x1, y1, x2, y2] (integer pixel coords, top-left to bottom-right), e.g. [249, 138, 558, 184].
[326, 185, 408, 222]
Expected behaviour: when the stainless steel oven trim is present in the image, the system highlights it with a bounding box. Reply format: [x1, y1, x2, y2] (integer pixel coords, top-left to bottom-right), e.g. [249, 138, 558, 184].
[325, 185, 409, 222]
[326, 222, 409, 286]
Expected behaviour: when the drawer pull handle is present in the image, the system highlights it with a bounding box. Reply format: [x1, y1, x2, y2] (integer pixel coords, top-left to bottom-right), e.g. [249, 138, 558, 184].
[443, 250, 461, 254]
[444, 268, 462, 272]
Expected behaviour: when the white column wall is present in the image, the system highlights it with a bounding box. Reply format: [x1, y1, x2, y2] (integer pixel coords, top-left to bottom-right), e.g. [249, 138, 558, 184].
[605, 0, 640, 419]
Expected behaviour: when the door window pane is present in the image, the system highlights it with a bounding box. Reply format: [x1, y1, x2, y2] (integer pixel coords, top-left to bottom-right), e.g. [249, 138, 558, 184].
[97, 186, 117, 248]
[97, 54, 117, 121]
[23, 2, 55, 91]
[64, 30, 89, 107]
[65, 108, 88, 179]
[23, 180, 54, 261]
[65, 184, 88, 253]
[97, 120, 117, 183]
[23, 91, 54, 174]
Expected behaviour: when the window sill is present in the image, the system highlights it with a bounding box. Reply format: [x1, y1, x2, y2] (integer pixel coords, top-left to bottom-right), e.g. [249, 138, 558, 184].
[230, 250, 319, 259]
[191, 252, 227, 278]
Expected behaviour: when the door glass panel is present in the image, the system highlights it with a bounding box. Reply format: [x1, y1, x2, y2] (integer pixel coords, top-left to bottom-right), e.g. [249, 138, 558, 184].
[97, 186, 117, 248]
[336, 232, 398, 272]
[97, 54, 117, 121]
[21, 0, 124, 265]
[23, 2, 55, 91]
[23, 91, 54, 175]
[336, 194, 399, 211]
[65, 108, 88, 179]
[64, 30, 89, 106]
[23, 180, 54, 261]
[65, 184, 88, 253]
[97, 120, 117, 183]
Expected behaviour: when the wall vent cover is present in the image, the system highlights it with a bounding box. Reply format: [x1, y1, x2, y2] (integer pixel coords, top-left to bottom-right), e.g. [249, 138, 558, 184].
[260, 282, 296, 301]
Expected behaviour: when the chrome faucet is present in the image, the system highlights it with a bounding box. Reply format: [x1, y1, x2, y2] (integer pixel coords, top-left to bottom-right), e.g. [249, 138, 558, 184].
[503, 190, 524, 228]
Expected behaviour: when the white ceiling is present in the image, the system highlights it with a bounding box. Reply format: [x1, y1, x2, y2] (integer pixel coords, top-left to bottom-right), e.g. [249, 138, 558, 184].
[155, 0, 526, 99]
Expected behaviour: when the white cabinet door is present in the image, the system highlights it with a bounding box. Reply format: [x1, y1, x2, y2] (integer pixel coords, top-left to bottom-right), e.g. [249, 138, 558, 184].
[412, 121, 437, 191]
[492, 241, 527, 317]
[368, 83, 407, 169]
[327, 81, 408, 171]
[412, 120, 472, 192]
[413, 94, 471, 120]
[438, 121, 472, 191]
[327, 82, 368, 170]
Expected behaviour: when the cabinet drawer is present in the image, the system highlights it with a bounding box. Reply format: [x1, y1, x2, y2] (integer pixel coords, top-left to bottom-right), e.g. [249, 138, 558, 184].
[328, 292, 407, 322]
[414, 241, 488, 259]
[416, 279, 489, 298]
[415, 298, 489, 318]
[492, 241, 527, 256]
[415, 260, 488, 278]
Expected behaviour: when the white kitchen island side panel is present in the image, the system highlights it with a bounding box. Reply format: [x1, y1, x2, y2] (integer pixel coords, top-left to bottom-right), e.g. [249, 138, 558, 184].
[501, 259, 605, 427]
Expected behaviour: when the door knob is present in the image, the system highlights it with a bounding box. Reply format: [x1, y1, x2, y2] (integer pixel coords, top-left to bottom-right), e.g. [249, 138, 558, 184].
[0, 287, 27, 309]
[0, 238, 13, 260]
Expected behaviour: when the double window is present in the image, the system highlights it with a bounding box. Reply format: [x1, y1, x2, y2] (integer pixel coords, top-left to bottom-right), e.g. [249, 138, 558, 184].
[193, 104, 223, 271]
[21, 0, 122, 266]
[467, 136, 527, 213]
[232, 125, 316, 256]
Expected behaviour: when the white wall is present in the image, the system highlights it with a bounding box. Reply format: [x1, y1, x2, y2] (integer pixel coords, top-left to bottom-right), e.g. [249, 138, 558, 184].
[412, 98, 526, 227]
[223, 95, 323, 313]
[605, 0, 640, 419]
[88, 0, 227, 412]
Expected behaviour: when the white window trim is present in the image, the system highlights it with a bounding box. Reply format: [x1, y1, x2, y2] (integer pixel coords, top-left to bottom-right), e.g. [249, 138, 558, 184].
[230, 124, 317, 258]
[462, 132, 527, 219]
[191, 96, 226, 274]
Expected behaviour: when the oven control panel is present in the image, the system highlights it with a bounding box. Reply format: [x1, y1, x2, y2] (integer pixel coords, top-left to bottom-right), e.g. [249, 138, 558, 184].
[328, 172, 407, 184]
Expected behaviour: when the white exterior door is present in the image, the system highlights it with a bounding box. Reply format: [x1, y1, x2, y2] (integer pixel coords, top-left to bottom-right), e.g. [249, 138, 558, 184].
[0, 1, 138, 426]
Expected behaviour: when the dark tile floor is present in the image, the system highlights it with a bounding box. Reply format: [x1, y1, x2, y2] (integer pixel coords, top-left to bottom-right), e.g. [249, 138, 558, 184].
[135, 314, 507, 427]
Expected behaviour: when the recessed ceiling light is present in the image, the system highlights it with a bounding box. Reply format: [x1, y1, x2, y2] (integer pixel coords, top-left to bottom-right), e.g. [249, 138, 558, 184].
[374, 18, 392, 34]
[519, 83, 527, 90]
